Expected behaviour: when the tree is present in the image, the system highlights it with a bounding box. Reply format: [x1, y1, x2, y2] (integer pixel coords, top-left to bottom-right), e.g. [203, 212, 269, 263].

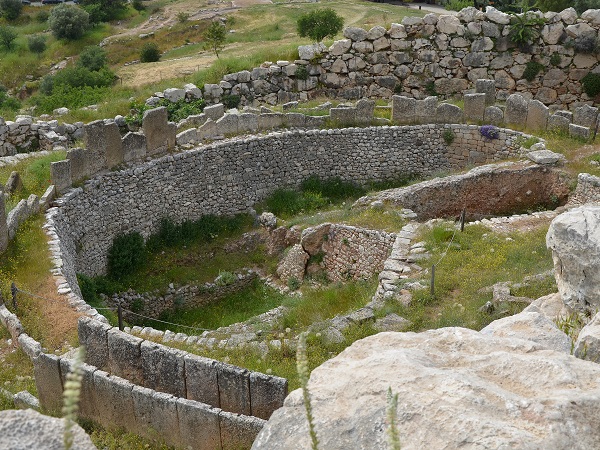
[140, 42, 160, 62]
[0, 0, 22, 21]
[80, 0, 127, 23]
[297, 8, 344, 43]
[48, 4, 89, 40]
[203, 21, 227, 58]
[0, 26, 17, 52]
[77, 45, 107, 71]
[28, 34, 47, 55]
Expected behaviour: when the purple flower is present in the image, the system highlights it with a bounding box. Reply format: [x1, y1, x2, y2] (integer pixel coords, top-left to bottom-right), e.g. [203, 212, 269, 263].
[480, 125, 500, 140]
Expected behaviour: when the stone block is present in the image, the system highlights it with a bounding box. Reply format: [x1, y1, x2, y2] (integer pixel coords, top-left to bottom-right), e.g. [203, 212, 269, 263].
[184, 354, 220, 407]
[527, 149, 565, 165]
[167, 122, 177, 150]
[4, 171, 22, 194]
[249, 372, 288, 420]
[93, 370, 136, 431]
[50, 160, 71, 195]
[163, 88, 185, 102]
[142, 107, 170, 156]
[13, 391, 39, 410]
[66, 147, 91, 183]
[391, 95, 416, 124]
[78, 316, 111, 370]
[197, 118, 217, 140]
[177, 399, 222, 450]
[569, 123, 591, 140]
[132, 387, 181, 445]
[215, 114, 239, 136]
[107, 328, 143, 385]
[284, 113, 306, 128]
[330, 107, 357, 125]
[176, 128, 198, 146]
[483, 106, 503, 125]
[258, 113, 284, 131]
[573, 104, 599, 128]
[548, 114, 570, 133]
[104, 121, 124, 168]
[219, 411, 266, 450]
[17, 333, 41, 359]
[122, 132, 147, 162]
[464, 93, 486, 122]
[475, 79, 496, 105]
[356, 99, 375, 125]
[39, 185, 56, 212]
[26, 194, 39, 215]
[140, 341, 186, 398]
[217, 363, 251, 415]
[33, 353, 63, 415]
[204, 103, 225, 121]
[504, 93, 528, 127]
[238, 113, 259, 134]
[554, 110, 573, 121]
[77, 363, 98, 420]
[435, 103, 464, 123]
[526, 100, 549, 132]
[83, 120, 108, 173]
[415, 96, 438, 123]
[305, 115, 327, 128]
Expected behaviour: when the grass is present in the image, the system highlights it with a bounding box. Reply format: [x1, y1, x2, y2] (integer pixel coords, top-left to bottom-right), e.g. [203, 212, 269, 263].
[79, 419, 175, 450]
[0, 345, 36, 408]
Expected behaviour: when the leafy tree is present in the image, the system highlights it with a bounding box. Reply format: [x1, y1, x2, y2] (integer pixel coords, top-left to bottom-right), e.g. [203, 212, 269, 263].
[297, 8, 344, 42]
[0, 26, 17, 52]
[79, 0, 127, 23]
[48, 4, 90, 40]
[203, 21, 227, 58]
[77, 45, 107, 71]
[574, 0, 600, 13]
[140, 42, 160, 62]
[0, 0, 22, 21]
[28, 34, 47, 55]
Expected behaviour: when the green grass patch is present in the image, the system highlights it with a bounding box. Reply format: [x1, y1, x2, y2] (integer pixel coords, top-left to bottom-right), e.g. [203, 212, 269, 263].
[0, 347, 36, 411]
[79, 418, 174, 450]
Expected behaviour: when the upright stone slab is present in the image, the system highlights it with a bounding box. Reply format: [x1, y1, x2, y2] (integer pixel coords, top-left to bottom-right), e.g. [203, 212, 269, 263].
[330, 107, 357, 125]
[93, 370, 136, 431]
[132, 387, 181, 446]
[122, 132, 147, 162]
[569, 123, 591, 140]
[204, 103, 225, 121]
[197, 118, 217, 140]
[39, 185, 56, 212]
[184, 354, 221, 407]
[66, 147, 91, 183]
[435, 103, 464, 123]
[33, 353, 63, 415]
[104, 121, 124, 168]
[464, 93, 486, 122]
[140, 340, 186, 398]
[215, 114, 239, 136]
[142, 107, 170, 156]
[219, 411, 266, 450]
[177, 399, 222, 450]
[167, 122, 177, 151]
[0, 193, 7, 253]
[258, 113, 284, 131]
[176, 128, 198, 146]
[475, 79, 496, 105]
[217, 363, 251, 416]
[484, 106, 503, 125]
[415, 96, 438, 123]
[285, 112, 306, 128]
[107, 328, 143, 385]
[83, 120, 108, 173]
[573, 104, 599, 128]
[356, 99, 375, 125]
[391, 95, 416, 124]
[526, 100, 549, 131]
[504, 93, 528, 128]
[77, 363, 98, 420]
[238, 113, 259, 133]
[50, 160, 71, 195]
[249, 372, 288, 420]
[548, 114, 570, 133]
[78, 316, 110, 369]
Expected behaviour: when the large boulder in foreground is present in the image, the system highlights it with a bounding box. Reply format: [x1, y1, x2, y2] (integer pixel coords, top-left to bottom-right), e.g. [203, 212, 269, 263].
[546, 205, 600, 315]
[252, 328, 600, 450]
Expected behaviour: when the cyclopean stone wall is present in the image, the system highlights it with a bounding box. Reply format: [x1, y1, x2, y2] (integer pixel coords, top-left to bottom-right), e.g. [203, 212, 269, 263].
[50, 124, 530, 279]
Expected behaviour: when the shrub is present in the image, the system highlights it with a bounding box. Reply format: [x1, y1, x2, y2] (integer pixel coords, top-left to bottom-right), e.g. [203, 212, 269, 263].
[140, 42, 160, 62]
[203, 21, 227, 58]
[77, 45, 107, 71]
[522, 60, 544, 82]
[442, 128, 455, 145]
[222, 94, 240, 109]
[28, 35, 47, 55]
[582, 72, 600, 98]
[107, 232, 146, 280]
[35, 85, 110, 114]
[508, 12, 545, 47]
[35, 10, 48, 23]
[0, 26, 17, 51]
[295, 65, 309, 81]
[574, 0, 600, 13]
[0, 89, 20, 111]
[48, 4, 89, 40]
[0, 0, 22, 21]
[126, 97, 206, 125]
[215, 271, 237, 286]
[132, 0, 144, 11]
[176, 11, 189, 23]
[479, 125, 500, 140]
[79, 0, 127, 23]
[446, 0, 472, 11]
[549, 52, 561, 66]
[297, 8, 344, 42]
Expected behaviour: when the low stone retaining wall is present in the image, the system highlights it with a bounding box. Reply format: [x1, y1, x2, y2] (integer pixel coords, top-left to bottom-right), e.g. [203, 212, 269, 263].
[354, 161, 570, 220]
[568, 172, 600, 205]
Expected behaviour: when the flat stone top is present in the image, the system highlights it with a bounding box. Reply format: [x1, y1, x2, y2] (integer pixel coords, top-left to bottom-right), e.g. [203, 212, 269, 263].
[527, 149, 565, 165]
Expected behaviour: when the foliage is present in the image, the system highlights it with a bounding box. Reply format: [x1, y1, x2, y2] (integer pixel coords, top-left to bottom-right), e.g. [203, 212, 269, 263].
[221, 94, 240, 109]
[522, 61, 544, 82]
[79, 0, 127, 23]
[107, 232, 146, 280]
[446, 0, 472, 11]
[77, 45, 108, 72]
[35, 85, 110, 114]
[40, 66, 115, 95]
[214, 270, 237, 286]
[442, 128, 455, 145]
[0, 26, 17, 52]
[574, 0, 600, 13]
[63, 347, 85, 450]
[297, 8, 344, 42]
[28, 35, 47, 55]
[295, 64, 309, 81]
[549, 52, 561, 66]
[582, 72, 600, 98]
[536, 0, 570, 12]
[0, 89, 20, 111]
[131, 0, 144, 11]
[203, 21, 227, 58]
[140, 42, 160, 62]
[48, 4, 90, 40]
[479, 125, 499, 140]
[0, 0, 22, 21]
[386, 388, 401, 450]
[176, 11, 189, 23]
[508, 11, 545, 47]
[127, 97, 206, 125]
[35, 10, 49, 23]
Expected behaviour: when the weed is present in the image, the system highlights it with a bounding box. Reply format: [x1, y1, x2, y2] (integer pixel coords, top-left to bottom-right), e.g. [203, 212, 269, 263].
[288, 276, 301, 291]
[215, 270, 237, 286]
[555, 312, 586, 354]
[296, 332, 319, 450]
[295, 65, 309, 81]
[581, 72, 600, 98]
[442, 128, 455, 145]
[386, 387, 401, 450]
[107, 232, 146, 280]
[63, 347, 85, 450]
[522, 61, 545, 82]
[508, 11, 545, 49]
[549, 52, 561, 66]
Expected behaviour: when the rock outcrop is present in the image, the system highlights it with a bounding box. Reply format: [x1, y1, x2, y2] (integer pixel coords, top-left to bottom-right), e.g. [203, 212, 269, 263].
[252, 328, 600, 450]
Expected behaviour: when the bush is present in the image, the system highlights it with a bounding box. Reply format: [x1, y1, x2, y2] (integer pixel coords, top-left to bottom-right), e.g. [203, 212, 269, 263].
[297, 8, 344, 42]
[0, 0, 22, 21]
[479, 125, 500, 140]
[48, 4, 89, 40]
[35, 85, 109, 113]
[79, 0, 127, 23]
[295, 65, 308, 81]
[549, 52, 561, 66]
[107, 232, 146, 280]
[126, 97, 206, 125]
[177, 11, 189, 23]
[132, 0, 144, 11]
[41, 66, 115, 94]
[582, 72, 600, 98]
[140, 42, 160, 62]
[28, 35, 46, 55]
[442, 128, 455, 145]
[508, 12, 545, 48]
[222, 94, 240, 109]
[0, 26, 17, 52]
[446, 0, 472, 11]
[35, 10, 48, 23]
[522, 60, 544, 82]
[0, 89, 20, 111]
[574, 0, 600, 13]
[77, 45, 107, 71]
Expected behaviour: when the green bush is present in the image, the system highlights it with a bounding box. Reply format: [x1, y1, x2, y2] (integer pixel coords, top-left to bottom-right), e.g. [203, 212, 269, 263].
[107, 232, 146, 280]
[132, 0, 144, 11]
[39, 66, 115, 95]
[446, 0, 472, 11]
[522, 61, 544, 82]
[77, 45, 107, 71]
[508, 12, 545, 47]
[28, 35, 46, 55]
[48, 4, 90, 40]
[295, 65, 308, 81]
[297, 8, 344, 42]
[79, 0, 127, 23]
[222, 94, 240, 109]
[549, 52, 561, 66]
[140, 42, 160, 62]
[35, 10, 48, 23]
[442, 128, 455, 145]
[126, 97, 206, 125]
[35, 85, 110, 114]
[582, 72, 600, 98]
[0, 89, 20, 111]
[0, 26, 18, 51]
[0, 0, 23, 21]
